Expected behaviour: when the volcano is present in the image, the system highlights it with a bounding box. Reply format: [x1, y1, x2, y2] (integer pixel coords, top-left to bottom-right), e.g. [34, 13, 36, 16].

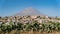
[15, 7, 46, 16]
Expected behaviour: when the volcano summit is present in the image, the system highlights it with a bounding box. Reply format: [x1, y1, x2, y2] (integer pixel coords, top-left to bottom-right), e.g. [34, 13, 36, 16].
[15, 7, 46, 16]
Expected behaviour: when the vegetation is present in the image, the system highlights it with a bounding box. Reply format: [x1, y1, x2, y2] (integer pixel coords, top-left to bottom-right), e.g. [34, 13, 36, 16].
[0, 21, 60, 34]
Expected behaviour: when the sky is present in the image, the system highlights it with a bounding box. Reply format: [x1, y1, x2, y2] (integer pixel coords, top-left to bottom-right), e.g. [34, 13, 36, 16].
[0, 0, 60, 17]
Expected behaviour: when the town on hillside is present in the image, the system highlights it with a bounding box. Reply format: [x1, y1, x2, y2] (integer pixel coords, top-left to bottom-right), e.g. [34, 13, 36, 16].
[0, 16, 60, 24]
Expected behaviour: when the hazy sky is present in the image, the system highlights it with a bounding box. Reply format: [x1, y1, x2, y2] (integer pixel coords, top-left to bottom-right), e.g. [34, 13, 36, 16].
[0, 0, 60, 17]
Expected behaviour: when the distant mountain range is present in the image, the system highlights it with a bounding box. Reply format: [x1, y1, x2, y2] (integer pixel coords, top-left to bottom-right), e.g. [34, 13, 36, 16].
[15, 7, 46, 16]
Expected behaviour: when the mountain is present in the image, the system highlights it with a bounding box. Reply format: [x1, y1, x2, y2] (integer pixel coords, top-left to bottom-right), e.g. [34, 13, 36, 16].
[15, 7, 46, 16]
